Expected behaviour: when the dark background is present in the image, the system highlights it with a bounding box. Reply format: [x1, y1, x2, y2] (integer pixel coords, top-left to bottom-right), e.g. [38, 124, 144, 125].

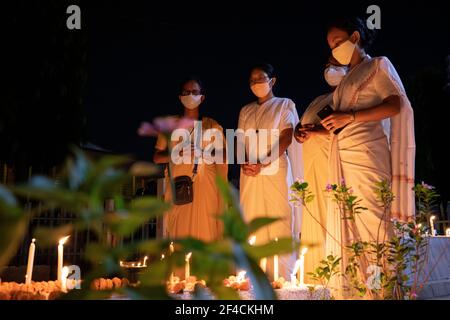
[2, 0, 450, 211]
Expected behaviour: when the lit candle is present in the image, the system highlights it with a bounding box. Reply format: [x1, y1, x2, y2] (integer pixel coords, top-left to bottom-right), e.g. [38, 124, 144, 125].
[237, 270, 246, 283]
[299, 247, 308, 287]
[119, 261, 124, 267]
[185, 252, 192, 280]
[260, 257, 267, 273]
[61, 266, 69, 293]
[169, 242, 175, 283]
[248, 235, 256, 246]
[291, 259, 301, 286]
[161, 254, 165, 261]
[274, 238, 279, 281]
[430, 216, 436, 236]
[446, 228, 450, 237]
[57, 236, 70, 282]
[143, 256, 148, 267]
[25, 239, 36, 284]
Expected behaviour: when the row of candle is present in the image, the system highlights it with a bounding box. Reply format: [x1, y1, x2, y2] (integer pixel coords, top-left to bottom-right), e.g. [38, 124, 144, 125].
[25, 235, 70, 285]
[160, 242, 192, 283]
[248, 235, 308, 287]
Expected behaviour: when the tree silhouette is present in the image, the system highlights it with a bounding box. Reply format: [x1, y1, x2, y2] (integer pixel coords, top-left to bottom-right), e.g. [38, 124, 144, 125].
[1, 1, 87, 181]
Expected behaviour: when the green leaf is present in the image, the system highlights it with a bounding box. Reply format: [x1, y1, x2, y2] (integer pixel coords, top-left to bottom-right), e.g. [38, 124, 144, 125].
[67, 147, 90, 190]
[245, 238, 299, 260]
[0, 184, 19, 215]
[12, 177, 89, 211]
[0, 214, 29, 269]
[247, 217, 279, 235]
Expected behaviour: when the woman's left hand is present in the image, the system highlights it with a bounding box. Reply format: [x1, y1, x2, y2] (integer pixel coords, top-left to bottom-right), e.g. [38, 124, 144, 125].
[320, 111, 353, 132]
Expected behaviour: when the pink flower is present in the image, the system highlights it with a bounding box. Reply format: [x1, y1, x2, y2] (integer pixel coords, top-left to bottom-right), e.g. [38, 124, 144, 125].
[409, 292, 418, 299]
[296, 178, 305, 184]
[138, 116, 195, 137]
[348, 188, 354, 194]
[340, 178, 346, 186]
[325, 184, 333, 192]
[421, 181, 435, 190]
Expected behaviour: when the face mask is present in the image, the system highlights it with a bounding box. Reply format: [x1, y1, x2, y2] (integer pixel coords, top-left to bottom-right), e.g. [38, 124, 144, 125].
[250, 79, 272, 98]
[180, 94, 203, 109]
[324, 66, 348, 87]
[332, 40, 356, 65]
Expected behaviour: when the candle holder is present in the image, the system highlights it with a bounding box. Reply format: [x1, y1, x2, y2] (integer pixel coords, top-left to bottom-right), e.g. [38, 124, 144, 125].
[119, 260, 148, 285]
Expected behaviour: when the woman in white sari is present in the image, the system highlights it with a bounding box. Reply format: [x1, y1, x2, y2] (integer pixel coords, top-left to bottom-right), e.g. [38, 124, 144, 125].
[294, 59, 348, 283]
[320, 17, 415, 297]
[238, 63, 303, 280]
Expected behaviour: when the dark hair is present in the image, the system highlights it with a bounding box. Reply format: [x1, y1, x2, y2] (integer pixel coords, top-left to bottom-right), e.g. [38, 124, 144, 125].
[327, 16, 377, 51]
[179, 76, 205, 94]
[250, 62, 276, 78]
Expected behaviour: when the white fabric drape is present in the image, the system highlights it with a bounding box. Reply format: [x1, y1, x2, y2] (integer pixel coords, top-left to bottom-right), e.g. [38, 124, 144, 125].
[238, 97, 303, 280]
[325, 56, 415, 298]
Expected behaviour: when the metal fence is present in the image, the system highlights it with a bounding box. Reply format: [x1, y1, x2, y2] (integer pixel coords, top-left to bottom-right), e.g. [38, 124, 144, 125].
[1, 163, 163, 280]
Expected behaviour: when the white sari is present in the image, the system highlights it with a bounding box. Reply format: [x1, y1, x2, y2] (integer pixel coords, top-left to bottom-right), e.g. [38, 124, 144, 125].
[325, 56, 415, 297]
[299, 93, 332, 283]
[238, 97, 303, 279]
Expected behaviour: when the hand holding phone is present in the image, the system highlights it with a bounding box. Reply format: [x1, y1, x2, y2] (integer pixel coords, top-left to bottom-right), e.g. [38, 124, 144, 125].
[317, 105, 346, 134]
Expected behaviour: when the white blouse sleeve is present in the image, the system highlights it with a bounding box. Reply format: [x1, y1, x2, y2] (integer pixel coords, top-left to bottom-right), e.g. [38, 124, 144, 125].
[374, 57, 406, 101]
[279, 100, 296, 131]
[237, 106, 247, 131]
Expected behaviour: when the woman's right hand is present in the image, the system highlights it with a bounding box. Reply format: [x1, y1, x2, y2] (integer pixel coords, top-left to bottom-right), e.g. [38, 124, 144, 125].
[294, 123, 314, 144]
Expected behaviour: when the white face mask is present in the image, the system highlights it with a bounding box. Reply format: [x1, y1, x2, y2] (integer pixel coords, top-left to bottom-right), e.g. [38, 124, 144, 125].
[180, 94, 203, 109]
[324, 66, 348, 87]
[250, 79, 272, 98]
[332, 40, 356, 65]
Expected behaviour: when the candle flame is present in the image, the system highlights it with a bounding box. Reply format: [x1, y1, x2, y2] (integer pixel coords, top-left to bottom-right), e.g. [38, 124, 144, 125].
[446, 228, 450, 236]
[32, 238, 36, 243]
[430, 215, 436, 221]
[119, 261, 123, 267]
[169, 242, 174, 253]
[248, 235, 256, 245]
[186, 252, 192, 260]
[59, 236, 70, 245]
[275, 237, 278, 242]
[417, 223, 422, 228]
[301, 247, 308, 256]
[161, 254, 165, 260]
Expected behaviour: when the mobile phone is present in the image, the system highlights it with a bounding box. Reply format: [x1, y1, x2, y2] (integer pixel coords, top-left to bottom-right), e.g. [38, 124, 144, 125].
[317, 105, 334, 120]
[316, 105, 346, 134]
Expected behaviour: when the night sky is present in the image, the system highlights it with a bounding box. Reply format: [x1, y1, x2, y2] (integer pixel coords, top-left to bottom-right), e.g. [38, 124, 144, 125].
[83, 0, 449, 165]
[3, 0, 449, 188]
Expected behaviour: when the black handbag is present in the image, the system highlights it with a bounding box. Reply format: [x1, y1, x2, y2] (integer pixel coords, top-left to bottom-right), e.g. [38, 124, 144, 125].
[172, 117, 203, 205]
[173, 165, 197, 205]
